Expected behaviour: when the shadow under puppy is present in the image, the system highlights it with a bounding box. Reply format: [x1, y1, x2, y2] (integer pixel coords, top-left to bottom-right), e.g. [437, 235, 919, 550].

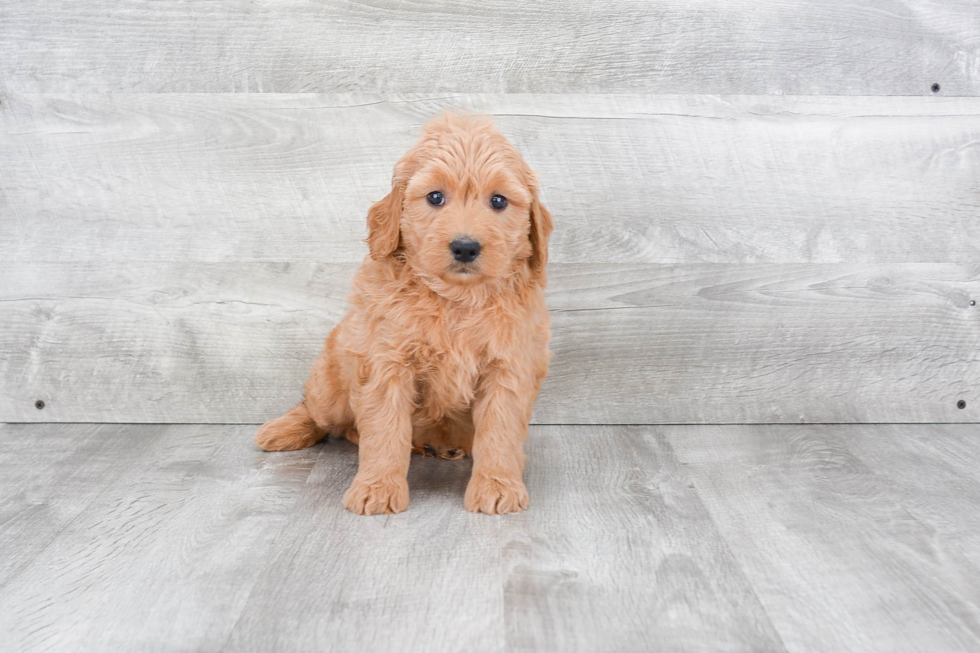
[256, 113, 553, 515]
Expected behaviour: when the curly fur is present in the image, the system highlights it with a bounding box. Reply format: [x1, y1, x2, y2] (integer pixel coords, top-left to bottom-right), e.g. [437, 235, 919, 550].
[256, 113, 553, 515]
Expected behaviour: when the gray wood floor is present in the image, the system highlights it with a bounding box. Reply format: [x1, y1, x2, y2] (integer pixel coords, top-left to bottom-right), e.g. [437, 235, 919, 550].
[2, 423, 979, 652]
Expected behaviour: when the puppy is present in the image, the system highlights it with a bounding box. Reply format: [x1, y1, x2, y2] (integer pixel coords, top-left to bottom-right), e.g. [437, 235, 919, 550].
[256, 113, 552, 515]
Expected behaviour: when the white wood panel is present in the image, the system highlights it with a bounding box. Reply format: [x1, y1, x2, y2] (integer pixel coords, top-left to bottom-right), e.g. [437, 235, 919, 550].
[3, 93, 979, 264]
[1, 262, 976, 424]
[1, 0, 978, 95]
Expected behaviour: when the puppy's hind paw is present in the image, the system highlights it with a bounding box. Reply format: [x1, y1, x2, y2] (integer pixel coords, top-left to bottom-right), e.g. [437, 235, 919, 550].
[255, 420, 318, 451]
[413, 443, 468, 459]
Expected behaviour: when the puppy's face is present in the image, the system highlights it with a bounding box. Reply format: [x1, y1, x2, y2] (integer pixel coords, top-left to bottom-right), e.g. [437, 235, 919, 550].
[367, 115, 552, 287]
[401, 147, 533, 285]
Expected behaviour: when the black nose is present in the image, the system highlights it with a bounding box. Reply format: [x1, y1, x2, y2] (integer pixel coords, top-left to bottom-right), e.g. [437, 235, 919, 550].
[450, 239, 481, 263]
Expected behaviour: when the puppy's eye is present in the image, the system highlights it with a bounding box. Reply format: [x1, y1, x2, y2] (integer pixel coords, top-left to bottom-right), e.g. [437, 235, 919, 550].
[490, 194, 508, 210]
[427, 191, 445, 207]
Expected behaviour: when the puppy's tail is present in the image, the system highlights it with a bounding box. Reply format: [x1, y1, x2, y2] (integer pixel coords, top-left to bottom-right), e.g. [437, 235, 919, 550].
[255, 402, 325, 451]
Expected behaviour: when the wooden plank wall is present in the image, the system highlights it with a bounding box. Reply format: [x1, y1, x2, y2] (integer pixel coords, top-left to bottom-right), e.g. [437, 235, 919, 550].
[1, 3, 978, 424]
[3, 1, 979, 95]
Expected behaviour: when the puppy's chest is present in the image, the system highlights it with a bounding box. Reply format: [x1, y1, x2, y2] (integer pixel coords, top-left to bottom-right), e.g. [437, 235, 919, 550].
[411, 319, 487, 412]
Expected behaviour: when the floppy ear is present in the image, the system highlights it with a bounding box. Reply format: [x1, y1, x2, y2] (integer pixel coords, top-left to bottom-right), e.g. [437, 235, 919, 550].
[366, 184, 403, 260]
[528, 189, 553, 283]
[367, 137, 430, 260]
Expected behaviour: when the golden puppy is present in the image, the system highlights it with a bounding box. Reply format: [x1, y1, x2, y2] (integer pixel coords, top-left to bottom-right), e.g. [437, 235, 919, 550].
[256, 113, 552, 515]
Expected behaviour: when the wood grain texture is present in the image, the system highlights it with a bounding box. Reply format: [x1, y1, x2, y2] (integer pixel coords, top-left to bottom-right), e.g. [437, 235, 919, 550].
[3, 93, 979, 264]
[497, 426, 783, 652]
[0, 424, 319, 652]
[668, 423, 980, 653]
[222, 436, 511, 653]
[1, 0, 978, 95]
[0, 426, 784, 652]
[4, 424, 980, 652]
[1, 262, 977, 424]
[174, 427, 784, 652]
[0, 424, 156, 588]
[842, 425, 980, 583]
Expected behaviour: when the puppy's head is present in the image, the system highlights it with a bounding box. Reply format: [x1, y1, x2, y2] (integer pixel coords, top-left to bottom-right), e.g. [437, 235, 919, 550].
[367, 113, 552, 287]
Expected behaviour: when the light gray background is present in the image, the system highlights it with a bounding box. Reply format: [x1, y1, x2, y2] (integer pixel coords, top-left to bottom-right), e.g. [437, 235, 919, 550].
[2, 2, 978, 423]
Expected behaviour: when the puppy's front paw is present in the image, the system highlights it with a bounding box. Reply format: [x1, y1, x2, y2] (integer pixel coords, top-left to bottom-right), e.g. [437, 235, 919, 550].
[344, 475, 410, 515]
[465, 472, 529, 514]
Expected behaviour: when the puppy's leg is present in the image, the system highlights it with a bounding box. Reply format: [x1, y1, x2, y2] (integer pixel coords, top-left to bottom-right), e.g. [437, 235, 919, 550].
[465, 364, 533, 514]
[255, 401, 325, 452]
[343, 363, 414, 515]
[255, 329, 351, 452]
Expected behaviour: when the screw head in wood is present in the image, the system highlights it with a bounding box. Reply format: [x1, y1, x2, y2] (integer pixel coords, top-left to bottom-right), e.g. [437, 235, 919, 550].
[971, 300, 976, 306]
[931, 83, 941, 93]
[957, 400, 967, 409]
[35, 399, 45, 410]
